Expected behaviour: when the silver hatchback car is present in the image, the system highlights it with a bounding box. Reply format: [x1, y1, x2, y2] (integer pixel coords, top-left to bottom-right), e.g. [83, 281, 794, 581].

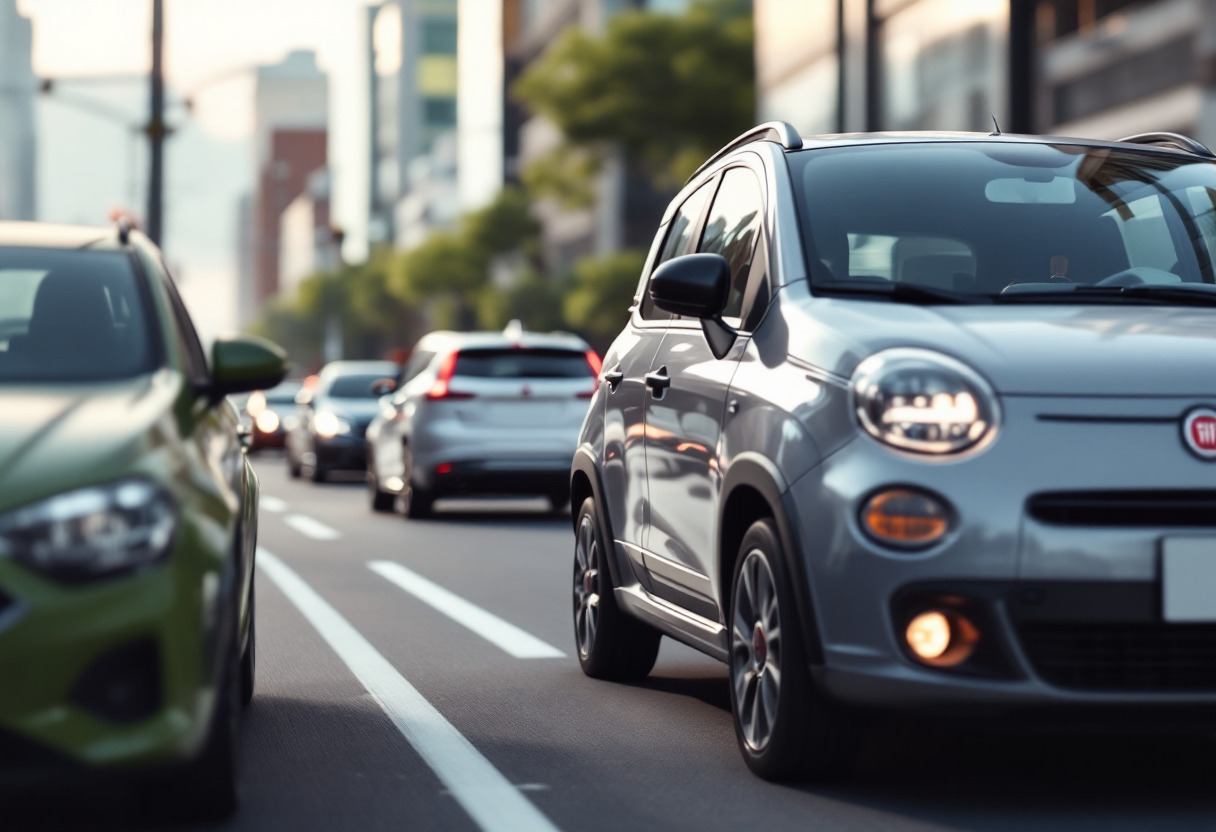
[366, 325, 599, 517]
[569, 124, 1216, 780]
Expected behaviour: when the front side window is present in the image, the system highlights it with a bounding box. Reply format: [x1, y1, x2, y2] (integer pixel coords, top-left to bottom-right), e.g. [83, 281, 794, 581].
[0, 248, 157, 382]
[699, 167, 765, 321]
[792, 142, 1216, 303]
[641, 181, 715, 321]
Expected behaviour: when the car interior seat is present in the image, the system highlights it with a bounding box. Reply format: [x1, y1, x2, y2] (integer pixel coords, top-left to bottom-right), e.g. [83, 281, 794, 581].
[22, 272, 119, 369]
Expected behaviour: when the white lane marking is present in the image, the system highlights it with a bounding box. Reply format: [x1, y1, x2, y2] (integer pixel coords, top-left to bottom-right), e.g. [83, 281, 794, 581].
[257, 549, 562, 832]
[260, 495, 288, 513]
[368, 561, 565, 659]
[283, 514, 341, 541]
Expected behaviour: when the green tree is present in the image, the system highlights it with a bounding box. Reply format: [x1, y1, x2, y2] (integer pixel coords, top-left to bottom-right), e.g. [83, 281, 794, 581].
[563, 249, 648, 351]
[513, 0, 755, 192]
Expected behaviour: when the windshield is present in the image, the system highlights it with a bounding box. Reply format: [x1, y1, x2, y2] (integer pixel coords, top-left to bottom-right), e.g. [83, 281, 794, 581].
[791, 142, 1216, 302]
[0, 247, 157, 382]
[325, 374, 391, 398]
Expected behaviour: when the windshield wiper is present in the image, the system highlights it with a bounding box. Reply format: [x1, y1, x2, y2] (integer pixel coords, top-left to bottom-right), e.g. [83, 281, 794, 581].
[998, 284, 1216, 306]
[813, 281, 974, 305]
[1118, 284, 1216, 306]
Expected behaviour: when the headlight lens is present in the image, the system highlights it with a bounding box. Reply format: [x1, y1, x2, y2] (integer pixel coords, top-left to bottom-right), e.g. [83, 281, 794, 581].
[255, 409, 281, 433]
[0, 479, 177, 583]
[313, 411, 351, 439]
[851, 349, 999, 455]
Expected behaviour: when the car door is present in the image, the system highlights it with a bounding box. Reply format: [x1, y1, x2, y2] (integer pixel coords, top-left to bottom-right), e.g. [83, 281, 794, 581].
[601, 181, 715, 556]
[642, 164, 770, 619]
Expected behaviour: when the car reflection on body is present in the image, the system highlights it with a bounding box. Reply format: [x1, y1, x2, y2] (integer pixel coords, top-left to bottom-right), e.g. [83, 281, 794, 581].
[568, 125, 1216, 782]
[243, 380, 302, 451]
[285, 360, 400, 482]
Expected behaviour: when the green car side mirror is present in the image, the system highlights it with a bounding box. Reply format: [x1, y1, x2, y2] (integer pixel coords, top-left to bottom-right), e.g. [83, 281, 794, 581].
[208, 334, 289, 399]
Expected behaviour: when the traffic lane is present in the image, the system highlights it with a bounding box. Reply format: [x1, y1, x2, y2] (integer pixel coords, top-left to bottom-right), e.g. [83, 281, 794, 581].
[261, 460, 1216, 832]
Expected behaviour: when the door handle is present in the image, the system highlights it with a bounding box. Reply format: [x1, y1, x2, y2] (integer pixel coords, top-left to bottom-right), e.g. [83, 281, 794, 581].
[644, 366, 671, 396]
[603, 367, 624, 391]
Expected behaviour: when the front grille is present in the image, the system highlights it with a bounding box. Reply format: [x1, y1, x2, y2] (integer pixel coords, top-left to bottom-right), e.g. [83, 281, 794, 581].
[1027, 490, 1216, 527]
[1018, 622, 1216, 691]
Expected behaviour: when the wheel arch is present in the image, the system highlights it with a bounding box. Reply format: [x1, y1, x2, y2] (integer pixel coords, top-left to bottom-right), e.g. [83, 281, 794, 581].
[570, 447, 624, 589]
[718, 453, 825, 664]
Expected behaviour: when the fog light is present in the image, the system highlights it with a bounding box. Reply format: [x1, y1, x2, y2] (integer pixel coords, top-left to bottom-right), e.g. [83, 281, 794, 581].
[904, 609, 979, 667]
[862, 488, 949, 548]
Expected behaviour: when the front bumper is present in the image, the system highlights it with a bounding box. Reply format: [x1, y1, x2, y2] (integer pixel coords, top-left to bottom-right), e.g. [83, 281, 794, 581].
[791, 394, 1216, 712]
[0, 538, 219, 780]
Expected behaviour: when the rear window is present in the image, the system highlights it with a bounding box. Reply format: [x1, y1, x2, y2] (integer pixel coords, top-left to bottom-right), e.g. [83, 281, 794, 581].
[453, 349, 592, 379]
[326, 374, 391, 398]
[0, 247, 157, 382]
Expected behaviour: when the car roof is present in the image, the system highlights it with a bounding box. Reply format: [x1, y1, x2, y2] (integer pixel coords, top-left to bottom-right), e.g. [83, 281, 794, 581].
[414, 330, 590, 352]
[318, 360, 400, 377]
[0, 221, 127, 251]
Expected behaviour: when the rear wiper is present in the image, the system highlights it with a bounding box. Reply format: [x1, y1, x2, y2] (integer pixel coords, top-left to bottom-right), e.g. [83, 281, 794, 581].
[813, 281, 974, 305]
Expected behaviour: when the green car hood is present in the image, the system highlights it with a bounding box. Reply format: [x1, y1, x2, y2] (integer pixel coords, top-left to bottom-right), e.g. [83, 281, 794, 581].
[0, 370, 185, 515]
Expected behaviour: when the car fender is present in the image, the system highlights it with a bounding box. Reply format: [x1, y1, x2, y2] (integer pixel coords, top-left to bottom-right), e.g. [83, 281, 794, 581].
[570, 446, 632, 591]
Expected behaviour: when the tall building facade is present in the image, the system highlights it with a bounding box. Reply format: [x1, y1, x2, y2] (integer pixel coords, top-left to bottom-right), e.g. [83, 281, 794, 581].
[240, 50, 329, 325]
[756, 0, 1216, 148]
[369, 0, 459, 247]
[0, 0, 36, 221]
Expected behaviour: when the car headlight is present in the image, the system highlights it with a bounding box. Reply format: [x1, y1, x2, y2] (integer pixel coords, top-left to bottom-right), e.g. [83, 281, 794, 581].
[313, 411, 351, 439]
[851, 348, 999, 456]
[255, 409, 281, 433]
[0, 479, 177, 583]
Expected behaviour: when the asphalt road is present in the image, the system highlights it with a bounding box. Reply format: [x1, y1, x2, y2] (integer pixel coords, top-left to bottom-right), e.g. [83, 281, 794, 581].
[12, 453, 1216, 831]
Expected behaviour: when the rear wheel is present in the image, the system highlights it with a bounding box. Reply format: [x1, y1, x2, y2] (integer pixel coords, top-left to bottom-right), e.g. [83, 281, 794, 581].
[310, 461, 328, 484]
[287, 451, 301, 479]
[368, 463, 395, 512]
[573, 497, 661, 679]
[729, 519, 851, 781]
[403, 484, 434, 519]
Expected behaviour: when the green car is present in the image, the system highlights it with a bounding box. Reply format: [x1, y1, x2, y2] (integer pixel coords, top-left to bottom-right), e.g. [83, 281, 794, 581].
[0, 221, 287, 817]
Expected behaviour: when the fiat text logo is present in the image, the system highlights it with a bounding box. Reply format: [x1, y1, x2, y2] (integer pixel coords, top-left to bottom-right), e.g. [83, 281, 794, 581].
[1182, 407, 1216, 459]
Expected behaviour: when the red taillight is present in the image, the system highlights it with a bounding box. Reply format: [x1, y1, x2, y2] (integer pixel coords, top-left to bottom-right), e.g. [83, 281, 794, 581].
[435, 462, 453, 475]
[427, 352, 475, 400]
[579, 350, 603, 398]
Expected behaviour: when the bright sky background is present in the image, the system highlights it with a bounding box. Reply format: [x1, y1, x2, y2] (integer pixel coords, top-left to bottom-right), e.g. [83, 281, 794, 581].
[17, 0, 373, 341]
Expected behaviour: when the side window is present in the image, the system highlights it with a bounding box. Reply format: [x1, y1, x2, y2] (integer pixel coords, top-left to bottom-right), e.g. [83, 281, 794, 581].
[640, 181, 714, 321]
[143, 251, 209, 384]
[698, 167, 765, 323]
[1108, 194, 1178, 273]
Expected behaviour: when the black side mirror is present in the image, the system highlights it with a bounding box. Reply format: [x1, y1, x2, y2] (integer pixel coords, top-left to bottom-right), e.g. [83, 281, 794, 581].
[649, 253, 738, 359]
[370, 377, 397, 397]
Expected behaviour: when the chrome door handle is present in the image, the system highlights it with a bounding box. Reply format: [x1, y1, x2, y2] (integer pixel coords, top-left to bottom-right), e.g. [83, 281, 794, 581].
[603, 368, 624, 391]
[644, 367, 671, 396]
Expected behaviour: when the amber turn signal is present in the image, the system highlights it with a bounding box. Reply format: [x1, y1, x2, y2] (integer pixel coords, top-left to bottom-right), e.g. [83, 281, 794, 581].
[862, 489, 949, 548]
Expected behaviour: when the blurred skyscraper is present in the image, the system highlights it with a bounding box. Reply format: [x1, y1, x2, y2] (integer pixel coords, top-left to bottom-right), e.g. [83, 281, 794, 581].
[756, 0, 1216, 146]
[0, 0, 36, 221]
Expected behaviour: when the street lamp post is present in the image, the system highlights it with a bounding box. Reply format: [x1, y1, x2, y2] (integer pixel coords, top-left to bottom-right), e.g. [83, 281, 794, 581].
[146, 0, 166, 245]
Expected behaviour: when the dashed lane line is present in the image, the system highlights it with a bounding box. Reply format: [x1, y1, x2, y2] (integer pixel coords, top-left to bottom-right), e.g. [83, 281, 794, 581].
[260, 495, 288, 513]
[368, 561, 566, 659]
[257, 549, 563, 832]
[283, 513, 341, 540]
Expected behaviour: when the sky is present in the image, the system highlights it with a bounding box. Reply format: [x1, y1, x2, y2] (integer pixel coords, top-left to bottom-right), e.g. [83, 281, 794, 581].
[18, 0, 373, 341]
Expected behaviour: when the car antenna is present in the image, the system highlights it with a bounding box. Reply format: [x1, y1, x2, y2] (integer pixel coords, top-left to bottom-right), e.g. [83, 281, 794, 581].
[989, 113, 1002, 137]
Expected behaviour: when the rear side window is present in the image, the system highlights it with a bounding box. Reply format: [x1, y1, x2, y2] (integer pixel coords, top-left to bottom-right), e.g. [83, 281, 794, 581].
[453, 349, 594, 379]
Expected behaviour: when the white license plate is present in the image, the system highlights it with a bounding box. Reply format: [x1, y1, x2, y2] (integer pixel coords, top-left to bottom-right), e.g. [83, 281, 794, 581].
[1162, 538, 1216, 623]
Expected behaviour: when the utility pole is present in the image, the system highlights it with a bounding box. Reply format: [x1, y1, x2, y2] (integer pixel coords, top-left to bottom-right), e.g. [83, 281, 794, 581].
[146, 0, 166, 245]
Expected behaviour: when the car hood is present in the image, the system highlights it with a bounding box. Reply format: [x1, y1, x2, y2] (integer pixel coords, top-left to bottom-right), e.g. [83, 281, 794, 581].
[0, 371, 183, 514]
[791, 297, 1216, 396]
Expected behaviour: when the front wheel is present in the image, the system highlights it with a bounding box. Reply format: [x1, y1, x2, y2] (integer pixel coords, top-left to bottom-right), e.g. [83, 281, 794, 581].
[729, 519, 851, 781]
[572, 497, 661, 680]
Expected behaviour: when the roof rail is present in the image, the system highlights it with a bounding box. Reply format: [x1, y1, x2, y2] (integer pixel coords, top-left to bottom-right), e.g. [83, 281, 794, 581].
[1117, 132, 1216, 158]
[115, 217, 133, 245]
[686, 121, 804, 184]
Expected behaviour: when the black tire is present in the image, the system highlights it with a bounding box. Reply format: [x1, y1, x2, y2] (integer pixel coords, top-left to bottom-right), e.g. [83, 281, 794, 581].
[572, 497, 661, 680]
[403, 484, 434, 519]
[310, 462, 328, 484]
[728, 518, 851, 781]
[368, 465, 395, 513]
[287, 452, 302, 479]
[240, 583, 256, 708]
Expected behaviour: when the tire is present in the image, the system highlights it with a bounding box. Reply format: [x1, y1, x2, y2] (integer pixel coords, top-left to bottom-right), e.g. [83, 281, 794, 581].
[310, 462, 328, 484]
[240, 583, 256, 708]
[572, 497, 661, 680]
[728, 518, 851, 781]
[403, 484, 434, 519]
[287, 451, 302, 479]
[368, 464, 395, 513]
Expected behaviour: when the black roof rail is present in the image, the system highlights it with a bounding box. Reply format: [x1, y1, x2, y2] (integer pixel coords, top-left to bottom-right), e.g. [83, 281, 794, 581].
[686, 121, 804, 184]
[1117, 132, 1216, 158]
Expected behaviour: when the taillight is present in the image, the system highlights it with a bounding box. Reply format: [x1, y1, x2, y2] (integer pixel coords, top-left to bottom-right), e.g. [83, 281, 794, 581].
[579, 350, 603, 398]
[427, 352, 475, 400]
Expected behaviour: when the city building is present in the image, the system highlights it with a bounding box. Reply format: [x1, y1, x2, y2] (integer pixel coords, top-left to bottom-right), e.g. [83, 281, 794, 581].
[241, 50, 329, 324]
[368, 0, 459, 247]
[755, 0, 1213, 147]
[279, 168, 340, 298]
[0, 0, 36, 221]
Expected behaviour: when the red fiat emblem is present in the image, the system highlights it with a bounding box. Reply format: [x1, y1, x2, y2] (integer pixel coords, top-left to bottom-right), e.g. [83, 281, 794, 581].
[1182, 407, 1216, 459]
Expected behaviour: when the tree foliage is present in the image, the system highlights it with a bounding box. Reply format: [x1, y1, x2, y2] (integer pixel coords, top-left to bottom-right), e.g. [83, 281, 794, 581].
[563, 249, 647, 351]
[513, 0, 755, 190]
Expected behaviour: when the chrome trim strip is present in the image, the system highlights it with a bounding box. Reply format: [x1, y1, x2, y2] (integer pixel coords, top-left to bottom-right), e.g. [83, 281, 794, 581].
[641, 550, 714, 598]
[615, 585, 728, 662]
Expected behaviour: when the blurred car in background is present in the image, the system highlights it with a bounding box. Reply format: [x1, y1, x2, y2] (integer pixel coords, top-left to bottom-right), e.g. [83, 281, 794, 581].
[286, 360, 400, 483]
[366, 323, 599, 518]
[243, 380, 302, 451]
[0, 221, 287, 816]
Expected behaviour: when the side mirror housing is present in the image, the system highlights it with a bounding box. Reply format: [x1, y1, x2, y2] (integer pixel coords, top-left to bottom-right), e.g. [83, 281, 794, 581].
[370, 377, 397, 397]
[208, 334, 289, 399]
[649, 254, 739, 360]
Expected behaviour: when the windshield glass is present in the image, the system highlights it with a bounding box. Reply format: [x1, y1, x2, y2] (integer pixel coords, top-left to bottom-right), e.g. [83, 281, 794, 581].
[0, 247, 157, 382]
[325, 374, 390, 398]
[791, 142, 1216, 301]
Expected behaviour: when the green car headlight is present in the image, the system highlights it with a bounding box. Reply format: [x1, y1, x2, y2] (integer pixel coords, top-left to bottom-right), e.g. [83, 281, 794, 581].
[0, 479, 177, 583]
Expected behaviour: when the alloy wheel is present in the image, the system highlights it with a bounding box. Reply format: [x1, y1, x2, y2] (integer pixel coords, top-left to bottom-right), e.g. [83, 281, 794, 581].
[731, 549, 782, 753]
[573, 514, 600, 658]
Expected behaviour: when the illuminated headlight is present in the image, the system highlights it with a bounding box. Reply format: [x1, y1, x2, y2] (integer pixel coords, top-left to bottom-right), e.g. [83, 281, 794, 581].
[313, 411, 351, 439]
[255, 409, 281, 434]
[0, 479, 177, 583]
[851, 349, 999, 456]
